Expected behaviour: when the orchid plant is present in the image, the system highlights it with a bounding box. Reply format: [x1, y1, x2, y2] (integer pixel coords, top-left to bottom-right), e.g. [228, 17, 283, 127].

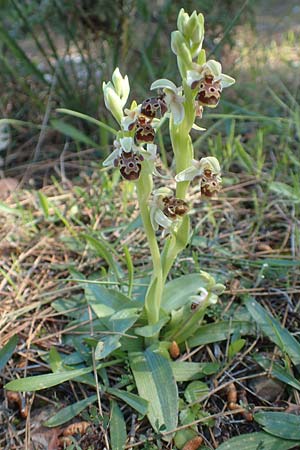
[102, 8, 234, 338]
[4, 9, 236, 445]
[96, 10, 235, 437]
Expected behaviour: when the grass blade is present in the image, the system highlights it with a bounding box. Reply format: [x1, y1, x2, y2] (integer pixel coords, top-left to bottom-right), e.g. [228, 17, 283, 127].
[0, 335, 18, 371]
[51, 119, 98, 147]
[244, 297, 300, 365]
[56, 108, 118, 135]
[5, 366, 93, 392]
[44, 395, 97, 427]
[110, 400, 127, 450]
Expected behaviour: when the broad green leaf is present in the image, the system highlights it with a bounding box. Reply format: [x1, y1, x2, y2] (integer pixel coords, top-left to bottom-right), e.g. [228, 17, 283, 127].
[56, 108, 118, 135]
[107, 387, 148, 416]
[244, 297, 300, 365]
[161, 273, 214, 312]
[95, 335, 121, 360]
[216, 431, 298, 450]
[134, 317, 169, 338]
[254, 354, 300, 391]
[110, 400, 127, 450]
[51, 119, 98, 147]
[109, 308, 140, 333]
[0, 335, 18, 371]
[254, 412, 300, 440]
[86, 284, 138, 318]
[130, 350, 178, 435]
[188, 321, 254, 347]
[5, 366, 93, 392]
[44, 395, 97, 427]
[184, 381, 210, 403]
[171, 361, 219, 382]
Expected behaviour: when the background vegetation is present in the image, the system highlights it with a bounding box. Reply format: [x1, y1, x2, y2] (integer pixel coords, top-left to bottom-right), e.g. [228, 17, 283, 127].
[1, 0, 300, 449]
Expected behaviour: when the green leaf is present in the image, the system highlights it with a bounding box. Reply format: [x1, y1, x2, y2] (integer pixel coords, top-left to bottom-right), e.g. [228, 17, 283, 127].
[130, 350, 178, 435]
[244, 297, 300, 365]
[86, 284, 138, 318]
[269, 182, 299, 203]
[5, 366, 93, 392]
[107, 388, 148, 416]
[110, 400, 127, 450]
[95, 335, 121, 360]
[83, 234, 123, 281]
[171, 361, 219, 382]
[56, 108, 118, 136]
[109, 308, 140, 333]
[48, 347, 64, 372]
[188, 321, 254, 347]
[254, 412, 300, 440]
[37, 191, 50, 218]
[235, 138, 254, 173]
[254, 354, 300, 391]
[161, 273, 214, 312]
[51, 119, 98, 147]
[228, 338, 246, 360]
[0, 335, 18, 371]
[184, 381, 210, 403]
[134, 317, 169, 338]
[44, 395, 97, 427]
[216, 431, 298, 450]
[0, 24, 48, 85]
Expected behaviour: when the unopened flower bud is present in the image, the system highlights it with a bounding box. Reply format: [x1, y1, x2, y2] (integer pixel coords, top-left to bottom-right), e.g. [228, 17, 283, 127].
[171, 31, 193, 69]
[111, 67, 130, 107]
[102, 81, 124, 124]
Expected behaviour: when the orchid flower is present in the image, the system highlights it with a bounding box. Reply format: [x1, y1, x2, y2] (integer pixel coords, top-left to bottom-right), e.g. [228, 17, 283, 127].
[102, 137, 137, 168]
[187, 60, 235, 90]
[121, 103, 142, 131]
[150, 187, 189, 232]
[150, 79, 185, 125]
[150, 188, 174, 232]
[175, 156, 222, 196]
[175, 156, 220, 181]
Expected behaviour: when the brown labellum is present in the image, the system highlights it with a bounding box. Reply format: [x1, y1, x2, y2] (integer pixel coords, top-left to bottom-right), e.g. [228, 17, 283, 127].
[141, 95, 167, 119]
[169, 340, 180, 359]
[200, 176, 221, 197]
[196, 75, 222, 108]
[134, 122, 155, 144]
[141, 97, 161, 119]
[162, 196, 189, 219]
[117, 151, 144, 181]
[182, 436, 204, 450]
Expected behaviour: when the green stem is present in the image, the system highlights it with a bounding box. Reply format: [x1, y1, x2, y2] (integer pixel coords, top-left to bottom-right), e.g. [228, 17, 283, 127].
[135, 172, 163, 328]
[162, 83, 196, 281]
